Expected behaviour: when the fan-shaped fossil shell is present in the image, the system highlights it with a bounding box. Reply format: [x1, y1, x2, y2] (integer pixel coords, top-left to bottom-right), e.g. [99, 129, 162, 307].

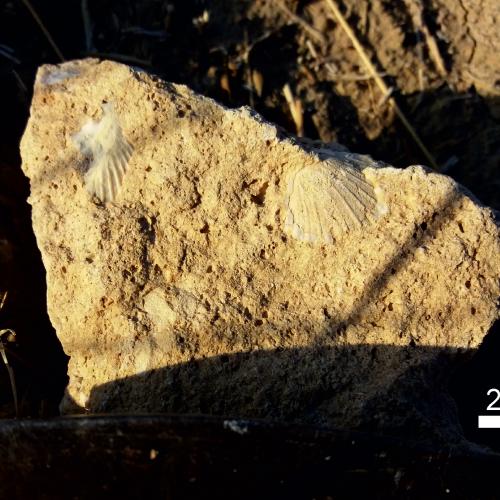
[284, 153, 379, 244]
[72, 102, 133, 203]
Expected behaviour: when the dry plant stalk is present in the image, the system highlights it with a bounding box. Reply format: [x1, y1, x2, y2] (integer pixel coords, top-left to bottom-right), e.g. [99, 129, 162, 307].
[0, 291, 7, 311]
[404, 0, 447, 77]
[275, 0, 326, 44]
[20, 0, 65, 61]
[324, 0, 440, 170]
[252, 69, 264, 97]
[283, 83, 304, 136]
[81, 0, 94, 52]
[0, 334, 18, 417]
[0, 292, 18, 417]
[220, 73, 231, 98]
[243, 29, 255, 108]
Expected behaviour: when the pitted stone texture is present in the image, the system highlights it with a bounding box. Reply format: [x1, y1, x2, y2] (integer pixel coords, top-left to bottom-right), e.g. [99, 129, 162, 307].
[21, 59, 500, 443]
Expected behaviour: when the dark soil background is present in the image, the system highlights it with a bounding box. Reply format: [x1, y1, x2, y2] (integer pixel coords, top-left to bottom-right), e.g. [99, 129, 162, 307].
[0, 0, 498, 449]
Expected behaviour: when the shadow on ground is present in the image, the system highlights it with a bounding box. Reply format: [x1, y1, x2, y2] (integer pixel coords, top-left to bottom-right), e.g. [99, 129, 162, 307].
[80, 342, 465, 448]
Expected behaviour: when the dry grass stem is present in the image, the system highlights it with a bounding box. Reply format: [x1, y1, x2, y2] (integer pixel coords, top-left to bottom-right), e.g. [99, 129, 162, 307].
[283, 83, 304, 136]
[327, 68, 387, 82]
[220, 73, 231, 98]
[0, 292, 7, 311]
[0, 346, 18, 417]
[252, 69, 264, 97]
[405, 0, 447, 77]
[0, 293, 18, 416]
[275, 0, 326, 44]
[324, 0, 439, 170]
[305, 39, 319, 59]
[243, 29, 255, 108]
[0, 44, 21, 64]
[81, 0, 94, 51]
[307, 40, 384, 83]
[20, 0, 65, 61]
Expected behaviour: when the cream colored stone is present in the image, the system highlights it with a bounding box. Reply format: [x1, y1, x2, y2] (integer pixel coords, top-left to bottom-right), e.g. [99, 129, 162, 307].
[21, 59, 500, 441]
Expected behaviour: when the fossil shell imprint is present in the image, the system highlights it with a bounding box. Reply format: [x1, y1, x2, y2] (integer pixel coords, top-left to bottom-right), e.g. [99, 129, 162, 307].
[284, 153, 379, 244]
[72, 102, 133, 203]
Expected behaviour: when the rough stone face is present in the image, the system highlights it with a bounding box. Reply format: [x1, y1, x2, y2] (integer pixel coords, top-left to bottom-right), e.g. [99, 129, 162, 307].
[21, 59, 500, 443]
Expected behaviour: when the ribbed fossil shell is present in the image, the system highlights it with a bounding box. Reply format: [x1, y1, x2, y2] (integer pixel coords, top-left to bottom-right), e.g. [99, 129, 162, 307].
[72, 103, 133, 203]
[284, 153, 379, 244]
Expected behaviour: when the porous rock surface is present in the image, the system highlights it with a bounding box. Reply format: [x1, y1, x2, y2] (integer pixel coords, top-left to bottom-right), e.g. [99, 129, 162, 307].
[21, 59, 500, 443]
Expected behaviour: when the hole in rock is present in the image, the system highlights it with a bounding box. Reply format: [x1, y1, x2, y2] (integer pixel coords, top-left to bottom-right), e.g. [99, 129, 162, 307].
[250, 182, 269, 206]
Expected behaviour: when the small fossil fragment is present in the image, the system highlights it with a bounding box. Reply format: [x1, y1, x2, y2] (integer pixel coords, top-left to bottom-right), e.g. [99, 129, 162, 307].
[284, 153, 379, 244]
[72, 102, 133, 202]
[41, 67, 79, 86]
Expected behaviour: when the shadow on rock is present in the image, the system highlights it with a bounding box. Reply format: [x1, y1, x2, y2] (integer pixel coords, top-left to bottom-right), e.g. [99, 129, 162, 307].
[82, 342, 468, 449]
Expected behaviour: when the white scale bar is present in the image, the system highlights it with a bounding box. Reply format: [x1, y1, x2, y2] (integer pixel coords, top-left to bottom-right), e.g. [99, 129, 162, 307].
[478, 415, 500, 428]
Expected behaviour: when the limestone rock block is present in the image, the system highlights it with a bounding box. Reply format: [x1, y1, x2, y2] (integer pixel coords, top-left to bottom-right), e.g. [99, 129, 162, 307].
[21, 59, 500, 443]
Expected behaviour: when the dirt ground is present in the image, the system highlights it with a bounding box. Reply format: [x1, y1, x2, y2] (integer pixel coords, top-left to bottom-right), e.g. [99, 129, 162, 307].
[0, 0, 498, 428]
